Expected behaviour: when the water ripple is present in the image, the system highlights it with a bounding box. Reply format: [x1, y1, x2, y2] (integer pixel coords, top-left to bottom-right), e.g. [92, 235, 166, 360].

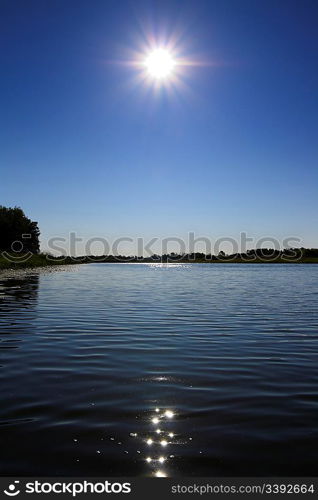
[0, 263, 317, 475]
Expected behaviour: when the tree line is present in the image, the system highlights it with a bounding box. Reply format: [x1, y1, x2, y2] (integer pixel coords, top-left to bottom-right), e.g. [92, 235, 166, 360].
[1, 205, 317, 263]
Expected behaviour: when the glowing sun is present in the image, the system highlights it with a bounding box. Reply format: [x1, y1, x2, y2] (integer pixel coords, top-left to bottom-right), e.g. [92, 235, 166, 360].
[144, 49, 176, 79]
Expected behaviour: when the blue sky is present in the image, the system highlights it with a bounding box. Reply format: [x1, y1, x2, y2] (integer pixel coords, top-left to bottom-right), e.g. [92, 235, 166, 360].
[1, 0, 317, 255]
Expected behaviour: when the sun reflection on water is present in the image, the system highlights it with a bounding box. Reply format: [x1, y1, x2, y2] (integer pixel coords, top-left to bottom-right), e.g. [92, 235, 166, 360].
[132, 406, 178, 477]
[146, 407, 178, 477]
[155, 470, 167, 478]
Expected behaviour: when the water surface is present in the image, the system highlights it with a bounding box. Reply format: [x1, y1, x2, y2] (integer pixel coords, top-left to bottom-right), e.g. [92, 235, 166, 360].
[0, 263, 317, 476]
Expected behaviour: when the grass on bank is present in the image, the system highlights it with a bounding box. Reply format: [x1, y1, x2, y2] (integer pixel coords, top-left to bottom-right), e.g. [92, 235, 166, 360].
[0, 253, 82, 271]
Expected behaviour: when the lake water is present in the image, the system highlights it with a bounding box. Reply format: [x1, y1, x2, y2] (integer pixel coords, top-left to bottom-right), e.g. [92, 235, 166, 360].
[0, 263, 317, 477]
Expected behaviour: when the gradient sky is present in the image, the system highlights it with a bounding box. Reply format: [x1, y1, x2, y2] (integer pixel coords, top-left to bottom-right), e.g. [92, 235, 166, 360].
[1, 0, 317, 255]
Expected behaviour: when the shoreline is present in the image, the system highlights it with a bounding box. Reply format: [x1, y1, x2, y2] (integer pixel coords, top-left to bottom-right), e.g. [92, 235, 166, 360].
[1, 258, 318, 275]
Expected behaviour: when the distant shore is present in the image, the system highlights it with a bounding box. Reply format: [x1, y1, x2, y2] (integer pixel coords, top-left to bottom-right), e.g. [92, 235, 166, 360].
[1, 251, 318, 273]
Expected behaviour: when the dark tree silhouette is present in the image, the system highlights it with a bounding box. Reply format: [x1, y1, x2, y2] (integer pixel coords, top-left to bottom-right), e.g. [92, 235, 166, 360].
[0, 206, 40, 253]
